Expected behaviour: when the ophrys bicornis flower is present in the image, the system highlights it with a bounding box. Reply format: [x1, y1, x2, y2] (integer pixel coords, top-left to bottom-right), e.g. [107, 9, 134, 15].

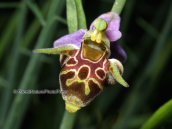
[33, 12, 129, 113]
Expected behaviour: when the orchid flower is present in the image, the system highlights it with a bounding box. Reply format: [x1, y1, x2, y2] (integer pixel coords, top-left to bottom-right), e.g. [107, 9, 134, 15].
[33, 12, 128, 113]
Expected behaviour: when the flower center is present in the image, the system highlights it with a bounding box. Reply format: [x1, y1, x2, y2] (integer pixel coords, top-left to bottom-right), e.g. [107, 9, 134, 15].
[91, 18, 107, 43]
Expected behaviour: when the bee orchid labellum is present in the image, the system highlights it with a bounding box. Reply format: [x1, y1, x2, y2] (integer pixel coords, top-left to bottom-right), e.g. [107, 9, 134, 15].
[33, 12, 129, 113]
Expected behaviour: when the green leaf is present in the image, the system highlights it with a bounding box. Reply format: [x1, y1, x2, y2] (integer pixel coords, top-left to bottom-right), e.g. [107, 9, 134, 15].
[66, 0, 78, 33]
[0, 10, 19, 61]
[136, 17, 159, 39]
[24, 0, 46, 26]
[0, 77, 9, 88]
[0, 4, 27, 128]
[74, 0, 87, 29]
[66, 0, 87, 33]
[54, 15, 67, 25]
[111, 0, 126, 15]
[0, 2, 21, 8]
[21, 0, 51, 48]
[3, 0, 65, 129]
[112, 2, 172, 129]
[141, 99, 172, 129]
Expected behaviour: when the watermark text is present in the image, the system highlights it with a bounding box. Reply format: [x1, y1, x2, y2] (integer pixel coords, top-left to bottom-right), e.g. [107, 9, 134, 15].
[13, 89, 67, 94]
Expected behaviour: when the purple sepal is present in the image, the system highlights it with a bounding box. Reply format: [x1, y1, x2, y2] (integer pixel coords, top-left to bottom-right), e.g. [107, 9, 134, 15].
[105, 30, 122, 42]
[109, 42, 127, 63]
[53, 29, 87, 48]
[90, 12, 121, 42]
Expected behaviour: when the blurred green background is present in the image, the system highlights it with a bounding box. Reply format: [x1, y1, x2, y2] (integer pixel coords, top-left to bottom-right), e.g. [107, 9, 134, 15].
[0, 0, 172, 129]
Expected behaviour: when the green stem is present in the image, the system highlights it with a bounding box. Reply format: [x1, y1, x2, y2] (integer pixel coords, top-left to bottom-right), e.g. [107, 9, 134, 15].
[59, 111, 77, 129]
[119, 0, 135, 40]
[111, 0, 127, 15]
[60, 0, 87, 128]
[141, 99, 172, 129]
[66, 0, 78, 33]
[74, 0, 87, 29]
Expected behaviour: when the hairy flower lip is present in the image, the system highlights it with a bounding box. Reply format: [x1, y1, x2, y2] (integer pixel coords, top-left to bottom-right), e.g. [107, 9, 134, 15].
[53, 12, 127, 63]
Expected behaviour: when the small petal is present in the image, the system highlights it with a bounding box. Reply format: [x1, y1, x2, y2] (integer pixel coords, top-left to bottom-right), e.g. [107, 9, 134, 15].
[109, 59, 129, 87]
[109, 42, 127, 63]
[105, 12, 120, 30]
[53, 29, 87, 48]
[105, 29, 122, 42]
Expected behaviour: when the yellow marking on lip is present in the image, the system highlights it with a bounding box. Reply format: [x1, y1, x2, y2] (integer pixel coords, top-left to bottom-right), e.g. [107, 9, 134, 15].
[85, 85, 90, 95]
[65, 65, 90, 85]
[95, 68, 106, 80]
[62, 65, 91, 96]
[95, 59, 107, 80]
[66, 57, 78, 67]
[89, 78, 103, 89]
[60, 69, 76, 75]
[61, 63, 104, 96]
[84, 78, 103, 95]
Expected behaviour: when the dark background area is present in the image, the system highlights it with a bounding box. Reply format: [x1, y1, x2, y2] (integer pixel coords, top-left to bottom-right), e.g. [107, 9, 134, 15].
[0, 0, 172, 129]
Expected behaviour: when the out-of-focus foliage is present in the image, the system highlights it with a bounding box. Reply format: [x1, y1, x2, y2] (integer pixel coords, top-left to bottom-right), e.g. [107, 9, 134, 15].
[0, 0, 172, 129]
